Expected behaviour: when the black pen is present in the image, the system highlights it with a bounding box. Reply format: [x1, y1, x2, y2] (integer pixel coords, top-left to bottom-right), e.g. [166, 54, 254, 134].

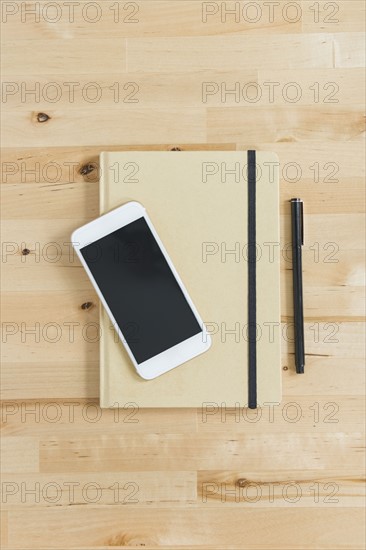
[290, 198, 305, 374]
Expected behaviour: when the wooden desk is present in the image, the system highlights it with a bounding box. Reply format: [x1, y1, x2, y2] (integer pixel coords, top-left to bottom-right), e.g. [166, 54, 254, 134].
[1, 1, 365, 548]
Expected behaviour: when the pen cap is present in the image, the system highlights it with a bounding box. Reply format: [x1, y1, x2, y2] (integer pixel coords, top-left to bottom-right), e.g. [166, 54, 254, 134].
[290, 198, 304, 245]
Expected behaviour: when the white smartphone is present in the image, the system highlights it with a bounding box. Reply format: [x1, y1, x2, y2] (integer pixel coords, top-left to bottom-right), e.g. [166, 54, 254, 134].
[71, 201, 211, 379]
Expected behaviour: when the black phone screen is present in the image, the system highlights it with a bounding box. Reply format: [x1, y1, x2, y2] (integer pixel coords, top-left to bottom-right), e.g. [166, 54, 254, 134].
[80, 217, 202, 364]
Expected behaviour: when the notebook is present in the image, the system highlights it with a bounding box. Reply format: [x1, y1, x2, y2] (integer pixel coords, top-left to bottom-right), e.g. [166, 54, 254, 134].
[99, 151, 281, 408]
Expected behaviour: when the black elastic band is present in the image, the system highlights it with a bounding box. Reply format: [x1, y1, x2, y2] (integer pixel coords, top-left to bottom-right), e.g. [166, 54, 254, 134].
[247, 150, 257, 409]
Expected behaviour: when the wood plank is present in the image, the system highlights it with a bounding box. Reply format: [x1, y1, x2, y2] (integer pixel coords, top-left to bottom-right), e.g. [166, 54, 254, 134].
[0, 0, 304, 41]
[0, 363, 99, 400]
[280, 213, 365, 250]
[1, 437, 39, 474]
[1, 265, 96, 292]
[1, 109, 207, 147]
[5, 67, 362, 112]
[256, 68, 365, 106]
[302, 1, 366, 33]
[6, 508, 366, 548]
[1, 39, 126, 75]
[282, 356, 365, 395]
[1, 471, 196, 508]
[240, 141, 366, 180]
[127, 35, 334, 72]
[1, 400, 197, 435]
[1, 182, 99, 219]
[38, 433, 364, 473]
[282, 322, 365, 357]
[1, 71, 256, 111]
[197, 469, 365, 507]
[207, 105, 365, 142]
[1, 290, 100, 363]
[0, 511, 8, 549]
[196, 396, 365, 433]
[282, 285, 365, 317]
[334, 32, 366, 67]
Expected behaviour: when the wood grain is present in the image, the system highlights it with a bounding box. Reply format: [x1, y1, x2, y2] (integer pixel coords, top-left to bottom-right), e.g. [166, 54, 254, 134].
[4, 508, 366, 549]
[1, 0, 365, 548]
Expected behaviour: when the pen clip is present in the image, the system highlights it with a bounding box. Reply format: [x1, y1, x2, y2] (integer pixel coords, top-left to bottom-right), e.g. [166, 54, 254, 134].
[300, 201, 304, 246]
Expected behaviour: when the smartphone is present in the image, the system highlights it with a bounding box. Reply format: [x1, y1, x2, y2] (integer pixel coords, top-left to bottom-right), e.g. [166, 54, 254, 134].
[71, 201, 211, 379]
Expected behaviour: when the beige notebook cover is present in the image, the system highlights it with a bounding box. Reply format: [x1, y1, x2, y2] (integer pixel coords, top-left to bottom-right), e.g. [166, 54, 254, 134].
[99, 151, 281, 408]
